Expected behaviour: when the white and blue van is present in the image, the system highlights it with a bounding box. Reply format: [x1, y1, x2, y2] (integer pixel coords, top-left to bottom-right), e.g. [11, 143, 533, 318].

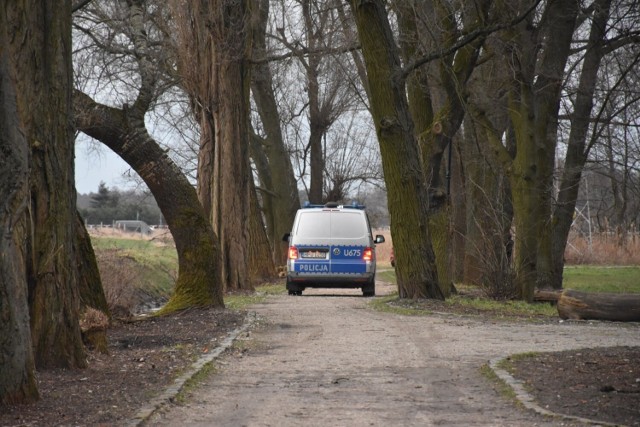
[282, 202, 385, 296]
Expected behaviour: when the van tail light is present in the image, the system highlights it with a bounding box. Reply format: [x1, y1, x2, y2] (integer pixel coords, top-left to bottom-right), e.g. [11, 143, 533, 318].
[363, 247, 373, 261]
[288, 246, 299, 260]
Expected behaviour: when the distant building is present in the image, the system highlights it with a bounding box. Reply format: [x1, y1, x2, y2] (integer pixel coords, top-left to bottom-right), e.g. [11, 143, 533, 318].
[115, 220, 152, 235]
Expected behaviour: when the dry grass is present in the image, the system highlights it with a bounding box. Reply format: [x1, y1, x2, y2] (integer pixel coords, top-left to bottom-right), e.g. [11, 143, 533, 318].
[374, 228, 393, 267]
[565, 232, 640, 265]
[97, 249, 141, 316]
[88, 225, 175, 245]
[88, 227, 177, 316]
[376, 228, 640, 267]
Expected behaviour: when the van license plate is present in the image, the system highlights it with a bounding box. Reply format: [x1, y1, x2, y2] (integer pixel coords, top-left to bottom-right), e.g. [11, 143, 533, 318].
[301, 250, 326, 259]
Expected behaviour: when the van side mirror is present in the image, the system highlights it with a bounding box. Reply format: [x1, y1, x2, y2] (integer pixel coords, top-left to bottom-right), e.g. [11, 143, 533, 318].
[374, 235, 385, 244]
[282, 233, 290, 242]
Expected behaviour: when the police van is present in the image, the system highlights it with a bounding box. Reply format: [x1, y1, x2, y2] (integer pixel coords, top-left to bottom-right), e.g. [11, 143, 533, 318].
[282, 202, 385, 296]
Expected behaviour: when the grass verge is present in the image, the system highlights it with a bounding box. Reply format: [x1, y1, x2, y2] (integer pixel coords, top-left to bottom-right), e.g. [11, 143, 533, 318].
[480, 364, 519, 403]
[562, 266, 640, 293]
[374, 266, 640, 319]
[224, 282, 286, 310]
[174, 362, 218, 404]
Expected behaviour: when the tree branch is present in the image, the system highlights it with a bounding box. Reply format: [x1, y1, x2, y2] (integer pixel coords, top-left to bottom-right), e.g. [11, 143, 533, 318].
[401, 0, 543, 80]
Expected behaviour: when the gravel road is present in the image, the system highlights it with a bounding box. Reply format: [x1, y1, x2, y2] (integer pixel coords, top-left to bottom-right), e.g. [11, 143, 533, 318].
[147, 282, 640, 426]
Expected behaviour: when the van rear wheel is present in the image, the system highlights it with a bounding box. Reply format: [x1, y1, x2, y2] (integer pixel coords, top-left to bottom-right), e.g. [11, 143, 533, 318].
[362, 280, 375, 297]
[287, 280, 303, 296]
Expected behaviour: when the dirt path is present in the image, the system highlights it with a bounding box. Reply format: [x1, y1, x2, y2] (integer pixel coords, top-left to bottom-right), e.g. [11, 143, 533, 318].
[147, 283, 640, 426]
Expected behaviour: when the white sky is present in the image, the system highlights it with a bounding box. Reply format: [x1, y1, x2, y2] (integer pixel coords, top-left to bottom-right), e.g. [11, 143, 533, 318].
[74, 138, 134, 195]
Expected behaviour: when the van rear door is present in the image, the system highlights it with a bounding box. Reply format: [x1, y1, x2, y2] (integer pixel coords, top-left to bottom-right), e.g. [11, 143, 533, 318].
[291, 210, 369, 275]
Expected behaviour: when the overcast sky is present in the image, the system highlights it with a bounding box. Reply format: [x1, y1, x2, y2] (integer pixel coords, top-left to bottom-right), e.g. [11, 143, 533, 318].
[75, 138, 133, 195]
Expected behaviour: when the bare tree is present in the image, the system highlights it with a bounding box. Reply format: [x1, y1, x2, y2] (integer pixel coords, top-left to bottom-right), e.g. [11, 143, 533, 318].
[73, 0, 224, 309]
[468, 0, 580, 300]
[270, 0, 370, 204]
[322, 112, 382, 202]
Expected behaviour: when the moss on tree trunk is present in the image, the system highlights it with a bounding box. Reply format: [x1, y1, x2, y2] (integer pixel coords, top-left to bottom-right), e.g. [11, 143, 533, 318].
[350, 0, 442, 300]
[73, 90, 224, 313]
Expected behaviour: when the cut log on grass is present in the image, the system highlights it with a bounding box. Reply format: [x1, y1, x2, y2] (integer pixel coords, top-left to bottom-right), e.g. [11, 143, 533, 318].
[534, 289, 562, 302]
[557, 289, 640, 322]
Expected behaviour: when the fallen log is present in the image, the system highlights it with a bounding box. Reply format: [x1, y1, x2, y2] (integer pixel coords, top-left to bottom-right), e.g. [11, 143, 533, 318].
[557, 289, 640, 322]
[534, 289, 562, 302]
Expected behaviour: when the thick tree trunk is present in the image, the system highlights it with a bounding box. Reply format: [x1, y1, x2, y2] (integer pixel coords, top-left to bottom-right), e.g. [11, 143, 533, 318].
[505, 0, 579, 301]
[73, 91, 224, 311]
[510, 109, 541, 302]
[0, 19, 39, 403]
[395, 0, 489, 297]
[558, 290, 640, 322]
[251, 0, 300, 266]
[173, 0, 253, 293]
[349, 0, 442, 299]
[9, 0, 86, 369]
[211, 0, 253, 292]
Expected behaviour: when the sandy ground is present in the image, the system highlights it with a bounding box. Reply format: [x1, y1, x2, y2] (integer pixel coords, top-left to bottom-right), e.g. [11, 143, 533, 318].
[147, 282, 640, 426]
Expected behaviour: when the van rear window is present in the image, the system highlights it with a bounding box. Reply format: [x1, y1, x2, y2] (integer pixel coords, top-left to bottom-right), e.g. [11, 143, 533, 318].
[295, 211, 367, 239]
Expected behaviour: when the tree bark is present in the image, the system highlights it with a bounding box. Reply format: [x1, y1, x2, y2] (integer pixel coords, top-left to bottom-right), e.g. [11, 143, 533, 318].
[248, 180, 277, 284]
[8, 0, 87, 369]
[499, 0, 579, 301]
[0, 14, 39, 402]
[251, 0, 300, 266]
[173, 0, 254, 293]
[395, 0, 489, 297]
[211, 0, 253, 292]
[558, 290, 640, 322]
[75, 212, 109, 316]
[461, 116, 513, 289]
[73, 91, 224, 311]
[75, 211, 110, 353]
[349, 0, 442, 300]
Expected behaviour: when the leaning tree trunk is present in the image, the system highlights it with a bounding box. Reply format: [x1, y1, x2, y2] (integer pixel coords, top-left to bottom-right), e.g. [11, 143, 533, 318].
[9, 0, 86, 369]
[0, 17, 39, 403]
[549, 0, 613, 290]
[73, 91, 224, 312]
[349, 0, 442, 300]
[75, 212, 110, 353]
[74, 0, 223, 311]
[248, 180, 277, 284]
[396, 0, 489, 297]
[251, 0, 300, 266]
[75, 212, 109, 316]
